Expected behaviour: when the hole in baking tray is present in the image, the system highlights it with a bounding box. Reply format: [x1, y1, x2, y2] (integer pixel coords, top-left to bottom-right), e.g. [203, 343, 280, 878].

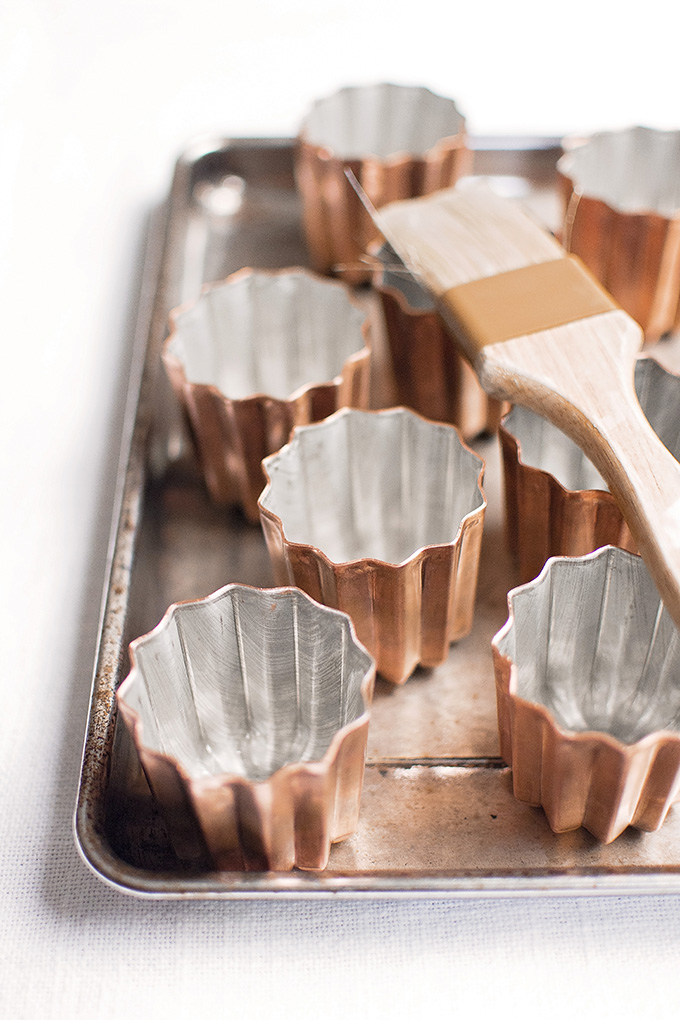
[194, 175, 245, 216]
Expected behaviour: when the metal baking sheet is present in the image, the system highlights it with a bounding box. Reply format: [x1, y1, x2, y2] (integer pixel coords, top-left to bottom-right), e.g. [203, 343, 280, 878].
[75, 136, 680, 897]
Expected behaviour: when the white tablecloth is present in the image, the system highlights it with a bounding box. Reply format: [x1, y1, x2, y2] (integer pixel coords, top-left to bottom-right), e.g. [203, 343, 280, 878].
[3, 2, 680, 1016]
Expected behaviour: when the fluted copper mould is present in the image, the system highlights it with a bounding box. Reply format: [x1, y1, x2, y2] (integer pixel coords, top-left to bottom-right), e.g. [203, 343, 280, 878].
[492, 545, 680, 843]
[373, 242, 505, 438]
[558, 126, 680, 342]
[162, 266, 371, 522]
[500, 356, 680, 584]
[258, 406, 486, 685]
[116, 583, 375, 872]
[295, 83, 471, 283]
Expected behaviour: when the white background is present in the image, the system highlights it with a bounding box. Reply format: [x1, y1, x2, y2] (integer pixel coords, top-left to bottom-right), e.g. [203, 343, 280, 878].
[3, 2, 680, 1017]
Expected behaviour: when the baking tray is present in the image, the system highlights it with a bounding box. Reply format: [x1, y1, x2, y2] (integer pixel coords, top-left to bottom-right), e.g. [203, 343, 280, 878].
[75, 135, 680, 898]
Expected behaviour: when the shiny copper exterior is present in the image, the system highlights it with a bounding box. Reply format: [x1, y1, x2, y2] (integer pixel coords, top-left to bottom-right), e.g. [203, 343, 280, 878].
[493, 547, 680, 843]
[499, 415, 635, 584]
[116, 584, 375, 872]
[258, 407, 486, 685]
[500, 356, 680, 583]
[295, 84, 471, 284]
[374, 243, 506, 438]
[163, 267, 371, 522]
[558, 127, 680, 342]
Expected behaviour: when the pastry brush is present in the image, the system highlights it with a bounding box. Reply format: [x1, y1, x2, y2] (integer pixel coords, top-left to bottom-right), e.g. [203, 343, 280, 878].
[372, 181, 680, 628]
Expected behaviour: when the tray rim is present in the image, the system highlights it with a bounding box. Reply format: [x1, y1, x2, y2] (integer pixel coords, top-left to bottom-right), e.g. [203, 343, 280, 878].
[74, 134, 680, 899]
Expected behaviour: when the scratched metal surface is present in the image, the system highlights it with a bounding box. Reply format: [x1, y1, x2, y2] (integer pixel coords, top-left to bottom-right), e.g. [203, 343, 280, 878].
[74, 137, 680, 897]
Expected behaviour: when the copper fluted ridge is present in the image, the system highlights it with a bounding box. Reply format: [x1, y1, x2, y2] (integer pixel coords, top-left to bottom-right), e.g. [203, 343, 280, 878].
[492, 546, 680, 843]
[117, 584, 375, 872]
[373, 242, 505, 437]
[558, 126, 680, 341]
[258, 407, 486, 685]
[500, 356, 680, 584]
[295, 83, 471, 284]
[163, 267, 371, 522]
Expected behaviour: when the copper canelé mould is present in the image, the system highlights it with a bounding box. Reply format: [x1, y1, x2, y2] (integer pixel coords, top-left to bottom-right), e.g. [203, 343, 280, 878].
[117, 583, 375, 872]
[558, 126, 680, 342]
[493, 546, 680, 843]
[499, 356, 680, 583]
[258, 406, 486, 685]
[162, 266, 371, 522]
[373, 242, 505, 439]
[296, 83, 470, 283]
